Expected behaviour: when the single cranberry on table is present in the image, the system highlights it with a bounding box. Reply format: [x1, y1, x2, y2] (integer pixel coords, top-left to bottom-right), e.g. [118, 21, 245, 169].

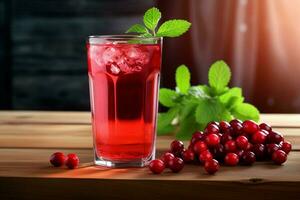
[168, 157, 184, 173]
[49, 152, 67, 167]
[199, 150, 213, 164]
[205, 133, 220, 147]
[236, 135, 249, 150]
[182, 149, 195, 163]
[242, 120, 259, 135]
[267, 131, 284, 144]
[280, 141, 292, 154]
[193, 141, 208, 155]
[272, 150, 287, 165]
[224, 153, 239, 166]
[170, 140, 184, 155]
[204, 159, 220, 175]
[241, 151, 256, 165]
[66, 153, 79, 169]
[220, 133, 233, 145]
[252, 144, 266, 160]
[266, 143, 280, 156]
[252, 130, 267, 144]
[149, 159, 165, 174]
[190, 131, 204, 145]
[219, 121, 231, 133]
[160, 152, 175, 168]
[205, 124, 220, 135]
[259, 123, 272, 132]
[224, 140, 237, 153]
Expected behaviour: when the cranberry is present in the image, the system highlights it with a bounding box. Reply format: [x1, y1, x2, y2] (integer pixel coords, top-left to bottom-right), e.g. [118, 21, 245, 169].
[266, 143, 280, 156]
[204, 159, 220, 175]
[224, 153, 239, 166]
[252, 130, 267, 144]
[241, 151, 256, 165]
[207, 121, 220, 127]
[219, 121, 231, 133]
[220, 133, 233, 145]
[272, 150, 287, 165]
[242, 120, 259, 135]
[182, 149, 195, 163]
[224, 140, 237, 153]
[211, 144, 225, 161]
[199, 150, 213, 163]
[205, 124, 220, 135]
[236, 135, 249, 150]
[188, 144, 194, 151]
[205, 133, 220, 147]
[267, 131, 283, 144]
[50, 152, 66, 167]
[259, 123, 272, 132]
[170, 140, 184, 155]
[230, 119, 242, 125]
[245, 142, 253, 151]
[231, 122, 243, 137]
[149, 159, 165, 174]
[252, 144, 266, 160]
[160, 152, 175, 168]
[281, 141, 292, 154]
[168, 157, 184, 173]
[66, 153, 79, 169]
[193, 141, 208, 154]
[235, 149, 244, 158]
[190, 131, 204, 145]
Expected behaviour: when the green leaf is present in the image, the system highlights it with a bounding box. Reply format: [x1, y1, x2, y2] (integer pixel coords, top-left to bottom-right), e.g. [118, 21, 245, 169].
[197, 85, 211, 96]
[157, 124, 175, 135]
[156, 20, 191, 37]
[179, 99, 198, 121]
[188, 86, 209, 98]
[159, 88, 178, 107]
[232, 103, 260, 122]
[157, 107, 179, 135]
[176, 114, 198, 140]
[143, 7, 161, 31]
[195, 99, 230, 124]
[175, 65, 191, 94]
[208, 61, 231, 95]
[219, 87, 244, 110]
[126, 24, 149, 34]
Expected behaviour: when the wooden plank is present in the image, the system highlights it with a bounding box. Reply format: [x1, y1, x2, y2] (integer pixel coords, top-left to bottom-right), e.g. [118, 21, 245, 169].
[1, 112, 300, 127]
[0, 148, 299, 181]
[0, 123, 298, 149]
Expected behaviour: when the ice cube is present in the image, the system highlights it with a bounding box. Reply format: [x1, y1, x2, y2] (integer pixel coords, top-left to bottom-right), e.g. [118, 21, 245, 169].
[102, 47, 122, 64]
[109, 64, 121, 75]
[89, 46, 105, 66]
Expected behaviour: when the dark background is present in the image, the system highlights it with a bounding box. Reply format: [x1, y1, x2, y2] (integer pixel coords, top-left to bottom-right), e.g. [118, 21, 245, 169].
[1, 0, 300, 113]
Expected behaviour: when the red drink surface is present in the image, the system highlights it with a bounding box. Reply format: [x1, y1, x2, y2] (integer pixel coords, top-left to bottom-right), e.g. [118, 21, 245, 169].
[87, 43, 161, 162]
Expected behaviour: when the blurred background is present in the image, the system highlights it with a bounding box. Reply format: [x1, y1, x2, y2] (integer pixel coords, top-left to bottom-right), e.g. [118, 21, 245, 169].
[1, 0, 300, 113]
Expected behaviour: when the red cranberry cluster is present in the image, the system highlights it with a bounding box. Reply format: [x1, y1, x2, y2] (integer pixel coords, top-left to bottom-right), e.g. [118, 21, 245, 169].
[149, 119, 292, 175]
[50, 152, 80, 169]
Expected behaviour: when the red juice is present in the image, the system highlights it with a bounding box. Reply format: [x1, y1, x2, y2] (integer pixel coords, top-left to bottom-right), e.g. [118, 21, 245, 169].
[87, 36, 162, 167]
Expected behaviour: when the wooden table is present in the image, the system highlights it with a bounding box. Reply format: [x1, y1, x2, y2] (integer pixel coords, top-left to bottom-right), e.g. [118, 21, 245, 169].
[0, 111, 300, 199]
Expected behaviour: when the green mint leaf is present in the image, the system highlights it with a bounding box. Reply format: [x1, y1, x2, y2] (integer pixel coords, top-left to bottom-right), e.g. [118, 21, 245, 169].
[188, 86, 209, 98]
[176, 114, 198, 140]
[126, 24, 149, 34]
[159, 88, 178, 107]
[197, 85, 212, 96]
[157, 107, 179, 135]
[195, 99, 230, 124]
[156, 19, 191, 37]
[208, 61, 231, 95]
[157, 124, 175, 135]
[143, 7, 161, 32]
[175, 64, 191, 94]
[232, 103, 260, 122]
[219, 87, 244, 109]
[179, 99, 198, 121]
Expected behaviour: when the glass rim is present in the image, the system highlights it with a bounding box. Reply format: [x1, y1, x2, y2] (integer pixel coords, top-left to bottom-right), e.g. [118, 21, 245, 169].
[87, 35, 162, 44]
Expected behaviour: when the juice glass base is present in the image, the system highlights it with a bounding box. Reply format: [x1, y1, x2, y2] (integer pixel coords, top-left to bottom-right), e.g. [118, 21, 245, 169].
[94, 150, 155, 168]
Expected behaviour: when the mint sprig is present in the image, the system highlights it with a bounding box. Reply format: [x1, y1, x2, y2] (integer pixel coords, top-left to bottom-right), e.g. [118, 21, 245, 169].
[126, 7, 191, 37]
[158, 60, 260, 139]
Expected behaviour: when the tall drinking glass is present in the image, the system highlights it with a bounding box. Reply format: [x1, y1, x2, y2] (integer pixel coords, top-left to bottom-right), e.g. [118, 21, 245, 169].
[86, 35, 162, 167]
